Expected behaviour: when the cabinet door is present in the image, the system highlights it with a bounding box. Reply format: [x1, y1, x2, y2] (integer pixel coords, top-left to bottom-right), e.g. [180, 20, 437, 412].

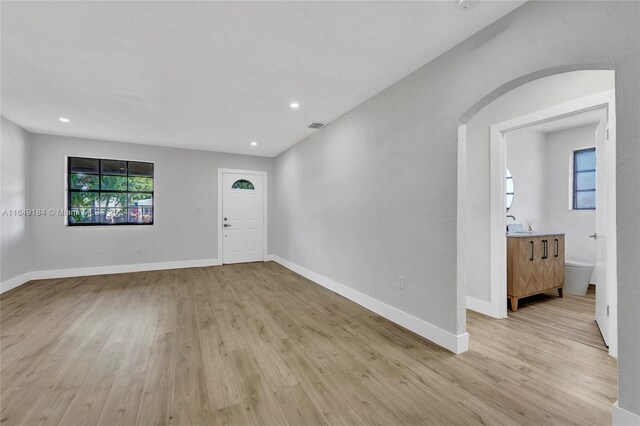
[515, 238, 540, 296]
[540, 238, 555, 291]
[552, 235, 565, 287]
[507, 238, 518, 296]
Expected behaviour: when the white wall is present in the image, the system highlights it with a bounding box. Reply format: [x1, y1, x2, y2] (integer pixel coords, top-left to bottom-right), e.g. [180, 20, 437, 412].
[466, 71, 614, 303]
[0, 116, 31, 285]
[273, 2, 639, 412]
[506, 129, 548, 232]
[545, 124, 598, 268]
[27, 133, 273, 273]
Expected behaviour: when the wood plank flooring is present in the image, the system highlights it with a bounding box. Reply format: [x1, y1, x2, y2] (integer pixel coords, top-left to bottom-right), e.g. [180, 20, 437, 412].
[506, 285, 608, 351]
[0, 262, 616, 425]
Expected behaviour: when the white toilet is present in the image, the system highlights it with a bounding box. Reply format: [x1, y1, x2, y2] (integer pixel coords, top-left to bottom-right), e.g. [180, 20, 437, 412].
[564, 260, 594, 295]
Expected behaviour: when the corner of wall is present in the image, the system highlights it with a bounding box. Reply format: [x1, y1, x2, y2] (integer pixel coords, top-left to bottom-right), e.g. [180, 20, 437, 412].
[0, 272, 32, 294]
[0, 116, 33, 285]
[613, 401, 640, 426]
[25, 128, 34, 276]
[466, 296, 492, 317]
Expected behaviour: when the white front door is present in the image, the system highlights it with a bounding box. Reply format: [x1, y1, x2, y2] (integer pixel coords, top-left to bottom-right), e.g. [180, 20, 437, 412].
[594, 111, 611, 346]
[222, 172, 264, 264]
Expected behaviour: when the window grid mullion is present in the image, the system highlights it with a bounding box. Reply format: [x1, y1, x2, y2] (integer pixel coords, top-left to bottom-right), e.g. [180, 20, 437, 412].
[573, 148, 596, 210]
[68, 157, 154, 226]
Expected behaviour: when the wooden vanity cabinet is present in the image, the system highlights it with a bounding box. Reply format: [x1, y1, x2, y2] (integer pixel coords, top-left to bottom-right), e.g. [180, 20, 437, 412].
[507, 234, 565, 311]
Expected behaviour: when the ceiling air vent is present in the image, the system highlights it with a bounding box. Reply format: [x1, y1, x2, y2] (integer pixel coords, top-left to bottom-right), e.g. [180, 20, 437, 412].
[308, 122, 325, 129]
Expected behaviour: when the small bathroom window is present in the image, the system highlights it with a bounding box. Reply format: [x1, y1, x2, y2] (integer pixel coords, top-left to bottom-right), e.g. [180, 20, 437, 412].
[573, 148, 596, 210]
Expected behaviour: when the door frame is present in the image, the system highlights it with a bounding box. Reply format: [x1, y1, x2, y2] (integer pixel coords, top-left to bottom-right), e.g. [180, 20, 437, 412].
[217, 168, 268, 264]
[482, 89, 617, 357]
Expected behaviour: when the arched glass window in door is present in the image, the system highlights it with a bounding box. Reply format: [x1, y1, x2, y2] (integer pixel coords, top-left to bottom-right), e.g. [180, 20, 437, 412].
[231, 179, 255, 190]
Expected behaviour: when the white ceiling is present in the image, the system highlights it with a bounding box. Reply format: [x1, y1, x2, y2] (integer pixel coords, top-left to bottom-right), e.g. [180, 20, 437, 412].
[1, 1, 525, 157]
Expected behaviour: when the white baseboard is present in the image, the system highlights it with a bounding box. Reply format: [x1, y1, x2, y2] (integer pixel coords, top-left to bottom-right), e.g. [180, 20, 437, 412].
[0, 272, 33, 294]
[0, 258, 221, 294]
[613, 401, 640, 426]
[264, 254, 276, 262]
[466, 296, 493, 317]
[30, 258, 221, 281]
[270, 255, 469, 354]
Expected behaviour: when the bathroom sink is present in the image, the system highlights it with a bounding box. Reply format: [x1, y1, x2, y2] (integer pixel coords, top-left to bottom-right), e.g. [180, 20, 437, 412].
[506, 223, 524, 233]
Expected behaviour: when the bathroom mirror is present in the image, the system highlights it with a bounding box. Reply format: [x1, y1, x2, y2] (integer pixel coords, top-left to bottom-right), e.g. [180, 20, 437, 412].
[506, 168, 514, 212]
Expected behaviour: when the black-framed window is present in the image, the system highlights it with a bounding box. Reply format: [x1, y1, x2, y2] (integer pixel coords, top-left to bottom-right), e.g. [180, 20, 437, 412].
[67, 157, 154, 225]
[573, 148, 596, 210]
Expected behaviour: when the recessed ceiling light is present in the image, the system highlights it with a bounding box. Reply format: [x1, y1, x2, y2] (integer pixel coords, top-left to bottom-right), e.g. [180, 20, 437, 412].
[59, 117, 70, 123]
[290, 102, 299, 109]
[251, 141, 258, 146]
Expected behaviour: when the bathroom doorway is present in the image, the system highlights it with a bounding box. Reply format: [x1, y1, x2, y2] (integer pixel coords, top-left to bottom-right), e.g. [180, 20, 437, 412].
[499, 97, 614, 345]
[459, 70, 617, 358]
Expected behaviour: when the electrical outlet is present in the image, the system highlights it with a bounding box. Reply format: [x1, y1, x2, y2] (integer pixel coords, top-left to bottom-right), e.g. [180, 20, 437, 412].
[96, 246, 102, 254]
[398, 275, 404, 290]
[134, 243, 141, 253]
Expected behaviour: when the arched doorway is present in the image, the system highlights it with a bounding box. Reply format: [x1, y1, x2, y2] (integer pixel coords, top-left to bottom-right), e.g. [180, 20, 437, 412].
[457, 69, 617, 357]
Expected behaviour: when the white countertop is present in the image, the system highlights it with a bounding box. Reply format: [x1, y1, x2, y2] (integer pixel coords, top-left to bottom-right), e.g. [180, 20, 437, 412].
[506, 232, 565, 238]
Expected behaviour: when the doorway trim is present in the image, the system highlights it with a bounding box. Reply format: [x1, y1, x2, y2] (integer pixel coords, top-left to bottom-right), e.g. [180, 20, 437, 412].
[476, 89, 617, 357]
[217, 168, 268, 264]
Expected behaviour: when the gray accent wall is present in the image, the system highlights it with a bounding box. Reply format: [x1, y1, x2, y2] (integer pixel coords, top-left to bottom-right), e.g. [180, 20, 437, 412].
[1, 117, 31, 282]
[272, 1, 639, 414]
[28, 133, 274, 272]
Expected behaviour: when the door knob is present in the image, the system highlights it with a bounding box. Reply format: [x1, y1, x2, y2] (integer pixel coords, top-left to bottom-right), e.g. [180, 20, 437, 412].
[223, 224, 231, 228]
[589, 233, 598, 239]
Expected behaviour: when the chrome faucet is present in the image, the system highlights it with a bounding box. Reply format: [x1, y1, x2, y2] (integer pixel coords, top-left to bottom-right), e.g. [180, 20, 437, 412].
[507, 215, 517, 221]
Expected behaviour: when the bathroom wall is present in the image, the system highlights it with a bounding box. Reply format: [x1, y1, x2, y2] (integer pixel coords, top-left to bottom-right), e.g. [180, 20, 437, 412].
[506, 129, 548, 232]
[545, 124, 598, 271]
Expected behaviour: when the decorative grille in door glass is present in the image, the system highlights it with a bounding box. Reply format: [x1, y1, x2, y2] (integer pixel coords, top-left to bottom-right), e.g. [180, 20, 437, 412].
[231, 179, 255, 190]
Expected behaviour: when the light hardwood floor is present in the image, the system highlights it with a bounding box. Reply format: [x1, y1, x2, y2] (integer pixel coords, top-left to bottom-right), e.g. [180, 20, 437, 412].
[506, 285, 608, 351]
[1, 262, 616, 425]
